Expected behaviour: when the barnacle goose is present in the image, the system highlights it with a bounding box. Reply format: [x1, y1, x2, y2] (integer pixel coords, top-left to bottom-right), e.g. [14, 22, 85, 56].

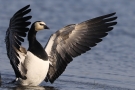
[5, 5, 117, 86]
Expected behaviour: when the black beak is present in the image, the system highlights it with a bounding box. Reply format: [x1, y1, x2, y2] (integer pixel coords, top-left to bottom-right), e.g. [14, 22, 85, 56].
[44, 25, 49, 29]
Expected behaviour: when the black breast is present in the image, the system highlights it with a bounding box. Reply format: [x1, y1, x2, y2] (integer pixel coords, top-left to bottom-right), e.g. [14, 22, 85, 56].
[28, 40, 48, 60]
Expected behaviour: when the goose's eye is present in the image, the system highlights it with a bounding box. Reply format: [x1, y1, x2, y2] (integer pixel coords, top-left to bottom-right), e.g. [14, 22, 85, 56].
[40, 23, 44, 26]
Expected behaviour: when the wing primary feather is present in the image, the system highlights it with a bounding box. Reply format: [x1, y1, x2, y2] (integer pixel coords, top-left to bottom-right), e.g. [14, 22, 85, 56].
[95, 12, 116, 20]
[16, 35, 24, 42]
[11, 9, 31, 23]
[11, 16, 32, 26]
[5, 5, 31, 78]
[13, 5, 30, 18]
[103, 17, 117, 22]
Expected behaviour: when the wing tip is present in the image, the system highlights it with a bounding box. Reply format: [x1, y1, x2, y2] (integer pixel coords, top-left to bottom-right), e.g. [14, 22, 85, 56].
[110, 12, 116, 16]
[102, 12, 117, 19]
[27, 8, 31, 13]
[49, 79, 55, 84]
[19, 4, 31, 12]
[23, 4, 30, 9]
[107, 12, 116, 16]
[113, 17, 117, 20]
[13, 4, 31, 17]
[27, 4, 30, 7]
[113, 22, 117, 25]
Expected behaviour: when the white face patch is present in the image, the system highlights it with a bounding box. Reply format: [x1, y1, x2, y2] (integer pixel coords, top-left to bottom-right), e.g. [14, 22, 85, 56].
[35, 21, 46, 31]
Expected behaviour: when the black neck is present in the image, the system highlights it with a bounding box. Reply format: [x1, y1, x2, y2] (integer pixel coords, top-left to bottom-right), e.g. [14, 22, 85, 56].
[28, 26, 37, 46]
[28, 25, 48, 60]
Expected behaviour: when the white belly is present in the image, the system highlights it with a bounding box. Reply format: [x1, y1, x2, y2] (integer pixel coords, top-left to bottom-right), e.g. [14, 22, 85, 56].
[18, 51, 49, 86]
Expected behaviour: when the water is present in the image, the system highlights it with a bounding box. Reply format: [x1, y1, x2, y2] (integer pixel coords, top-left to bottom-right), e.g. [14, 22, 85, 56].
[0, 0, 135, 90]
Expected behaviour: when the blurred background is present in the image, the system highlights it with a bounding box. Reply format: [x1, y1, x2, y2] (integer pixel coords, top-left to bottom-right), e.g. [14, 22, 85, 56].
[0, 0, 135, 90]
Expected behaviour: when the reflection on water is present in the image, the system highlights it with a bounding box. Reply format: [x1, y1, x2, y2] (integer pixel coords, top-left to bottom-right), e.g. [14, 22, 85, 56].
[3, 86, 56, 90]
[0, 0, 135, 90]
[0, 74, 57, 90]
[6, 86, 57, 90]
[0, 74, 132, 90]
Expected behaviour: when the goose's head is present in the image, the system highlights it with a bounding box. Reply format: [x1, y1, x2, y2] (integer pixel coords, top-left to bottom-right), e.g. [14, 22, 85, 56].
[34, 21, 49, 31]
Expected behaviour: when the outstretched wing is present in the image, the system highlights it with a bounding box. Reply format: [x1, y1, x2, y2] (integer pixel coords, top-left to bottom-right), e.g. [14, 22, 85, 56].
[44, 13, 117, 83]
[5, 5, 32, 79]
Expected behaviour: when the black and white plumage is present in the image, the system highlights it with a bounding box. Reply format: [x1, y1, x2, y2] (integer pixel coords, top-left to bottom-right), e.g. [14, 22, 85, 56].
[5, 5, 117, 86]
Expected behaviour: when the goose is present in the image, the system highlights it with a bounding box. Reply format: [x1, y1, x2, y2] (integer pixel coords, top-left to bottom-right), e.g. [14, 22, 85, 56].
[5, 5, 117, 86]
